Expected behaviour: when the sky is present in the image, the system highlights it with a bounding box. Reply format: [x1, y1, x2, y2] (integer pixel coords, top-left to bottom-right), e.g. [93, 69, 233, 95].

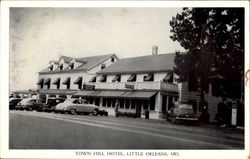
[9, 7, 185, 91]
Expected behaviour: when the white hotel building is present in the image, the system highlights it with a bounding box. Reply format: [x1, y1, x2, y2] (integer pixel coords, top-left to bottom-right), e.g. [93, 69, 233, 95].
[19, 50, 224, 121]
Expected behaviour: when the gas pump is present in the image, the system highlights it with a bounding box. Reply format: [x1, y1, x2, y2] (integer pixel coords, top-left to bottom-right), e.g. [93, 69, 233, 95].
[231, 101, 237, 126]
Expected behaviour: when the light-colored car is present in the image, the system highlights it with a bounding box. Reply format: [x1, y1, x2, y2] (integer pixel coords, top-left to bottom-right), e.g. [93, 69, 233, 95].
[54, 99, 99, 115]
[167, 103, 198, 124]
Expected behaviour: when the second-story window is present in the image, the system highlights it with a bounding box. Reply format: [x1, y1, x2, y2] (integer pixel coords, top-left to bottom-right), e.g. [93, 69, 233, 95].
[53, 78, 60, 89]
[112, 74, 121, 82]
[99, 75, 107, 82]
[127, 74, 136, 82]
[74, 77, 82, 89]
[62, 77, 70, 89]
[144, 73, 154, 81]
[89, 76, 96, 83]
[111, 57, 115, 62]
[163, 72, 173, 83]
[44, 78, 51, 89]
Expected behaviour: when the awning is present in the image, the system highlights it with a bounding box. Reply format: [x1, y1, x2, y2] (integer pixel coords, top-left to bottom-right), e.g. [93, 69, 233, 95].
[99, 75, 107, 82]
[74, 77, 82, 84]
[163, 73, 173, 82]
[144, 73, 154, 81]
[89, 76, 96, 82]
[96, 91, 126, 98]
[37, 89, 77, 95]
[37, 78, 44, 85]
[62, 77, 70, 85]
[44, 78, 51, 85]
[74, 91, 101, 97]
[122, 91, 156, 99]
[53, 78, 60, 85]
[127, 74, 136, 82]
[112, 74, 121, 82]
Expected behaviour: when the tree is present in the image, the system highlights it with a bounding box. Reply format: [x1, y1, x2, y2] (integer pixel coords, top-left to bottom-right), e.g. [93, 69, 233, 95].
[169, 8, 244, 104]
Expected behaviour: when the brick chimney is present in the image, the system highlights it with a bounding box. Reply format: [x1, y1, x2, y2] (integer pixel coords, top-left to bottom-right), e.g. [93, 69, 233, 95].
[152, 45, 158, 55]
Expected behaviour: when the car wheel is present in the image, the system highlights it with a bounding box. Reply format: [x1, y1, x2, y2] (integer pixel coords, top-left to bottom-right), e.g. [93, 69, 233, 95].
[92, 109, 98, 116]
[28, 107, 33, 111]
[70, 109, 76, 115]
[171, 116, 176, 124]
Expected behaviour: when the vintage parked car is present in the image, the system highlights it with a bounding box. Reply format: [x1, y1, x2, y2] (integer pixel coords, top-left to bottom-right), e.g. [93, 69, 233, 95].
[9, 98, 22, 110]
[16, 98, 44, 111]
[167, 102, 198, 124]
[55, 99, 100, 115]
[43, 98, 66, 112]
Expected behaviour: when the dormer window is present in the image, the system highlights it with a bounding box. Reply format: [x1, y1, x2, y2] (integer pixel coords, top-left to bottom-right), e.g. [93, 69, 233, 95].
[59, 64, 63, 70]
[48, 65, 53, 71]
[101, 64, 106, 69]
[69, 63, 74, 69]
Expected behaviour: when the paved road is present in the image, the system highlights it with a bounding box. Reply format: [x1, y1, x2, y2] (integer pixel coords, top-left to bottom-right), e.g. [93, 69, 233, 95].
[9, 110, 244, 149]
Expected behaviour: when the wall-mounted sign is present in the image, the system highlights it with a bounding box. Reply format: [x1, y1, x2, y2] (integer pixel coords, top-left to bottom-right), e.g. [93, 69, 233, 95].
[82, 84, 95, 90]
[125, 83, 134, 89]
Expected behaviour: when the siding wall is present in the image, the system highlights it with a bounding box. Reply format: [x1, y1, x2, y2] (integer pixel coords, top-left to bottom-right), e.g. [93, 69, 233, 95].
[179, 82, 223, 122]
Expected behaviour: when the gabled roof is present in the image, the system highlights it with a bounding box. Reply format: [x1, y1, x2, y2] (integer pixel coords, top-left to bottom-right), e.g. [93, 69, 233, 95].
[39, 54, 116, 74]
[97, 53, 176, 75]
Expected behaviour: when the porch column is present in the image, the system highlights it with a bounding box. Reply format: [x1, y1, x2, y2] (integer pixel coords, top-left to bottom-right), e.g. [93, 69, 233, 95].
[45, 94, 49, 103]
[99, 98, 103, 107]
[154, 92, 162, 111]
[166, 96, 169, 110]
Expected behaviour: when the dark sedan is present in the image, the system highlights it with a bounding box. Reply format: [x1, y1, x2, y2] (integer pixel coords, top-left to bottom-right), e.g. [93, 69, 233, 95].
[9, 98, 22, 110]
[43, 98, 66, 112]
[16, 98, 44, 111]
[167, 102, 198, 124]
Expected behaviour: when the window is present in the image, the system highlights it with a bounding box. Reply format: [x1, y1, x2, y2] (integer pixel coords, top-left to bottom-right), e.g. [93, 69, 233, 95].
[163, 73, 173, 83]
[120, 99, 124, 108]
[101, 64, 106, 69]
[112, 74, 121, 82]
[144, 73, 154, 81]
[59, 64, 63, 70]
[89, 76, 96, 83]
[69, 63, 74, 69]
[111, 57, 115, 62]
[89, 98, 93, 104]
[125, 99, 130, 109]
[102, 98, 107, 107]
[99, 75, 107, 82]
[150, 96, 155, 110]
[107, 98, 111, 107]
[131, 99, 136, 109]
[74, 77, 82, 89]
[95, 98, 100, 106]
[53, 78, 60, 89]
[49, 65, 53, 71]
[62, 77, 70, 89]
[127, 74, 136, 82]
